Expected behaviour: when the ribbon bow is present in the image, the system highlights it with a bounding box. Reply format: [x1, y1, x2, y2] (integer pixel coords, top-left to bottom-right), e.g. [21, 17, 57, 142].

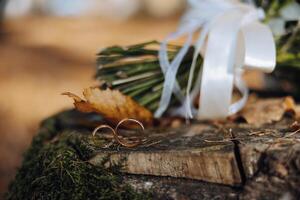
[155, 0, 276, 119]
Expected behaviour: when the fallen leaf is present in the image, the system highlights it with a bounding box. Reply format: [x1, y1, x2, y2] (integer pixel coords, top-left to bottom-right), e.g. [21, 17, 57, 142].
[274, 163, 288, 177]
[296, 105, 300, 120]
[236, 96, 295, 125]
[62, 92, 95, 113]
[63, 87, 153, 126]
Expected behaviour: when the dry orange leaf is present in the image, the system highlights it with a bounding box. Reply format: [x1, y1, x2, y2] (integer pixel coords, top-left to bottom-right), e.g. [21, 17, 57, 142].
[63, 87, 153, 126]
[296, 105, 300, 121]
[237, 96, 295, 125]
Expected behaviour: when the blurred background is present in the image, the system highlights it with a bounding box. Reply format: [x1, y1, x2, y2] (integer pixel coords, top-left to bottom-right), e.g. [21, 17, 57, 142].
[0, 0, 186, 196]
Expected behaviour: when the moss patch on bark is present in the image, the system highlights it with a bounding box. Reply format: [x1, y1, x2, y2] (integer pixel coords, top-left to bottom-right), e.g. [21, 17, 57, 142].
[6, 111, 151, 200]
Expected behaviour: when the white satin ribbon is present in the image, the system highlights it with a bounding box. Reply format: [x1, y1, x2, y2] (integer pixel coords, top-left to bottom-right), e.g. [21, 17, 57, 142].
[155, 0, 276, 119]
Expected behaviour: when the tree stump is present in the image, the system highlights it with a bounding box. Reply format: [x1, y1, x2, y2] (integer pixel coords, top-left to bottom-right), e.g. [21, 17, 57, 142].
[6, 110, 300, 200]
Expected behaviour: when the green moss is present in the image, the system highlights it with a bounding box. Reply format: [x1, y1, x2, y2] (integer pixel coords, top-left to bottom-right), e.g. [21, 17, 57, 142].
[6, 113, 152, 200]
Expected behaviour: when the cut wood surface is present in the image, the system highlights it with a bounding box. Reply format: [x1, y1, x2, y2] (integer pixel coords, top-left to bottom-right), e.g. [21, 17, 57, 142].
[57, 110, 300, 198]
[7, 110, 300, 199]
[89, 124, 241, 185]
[88, 118, 300, 188]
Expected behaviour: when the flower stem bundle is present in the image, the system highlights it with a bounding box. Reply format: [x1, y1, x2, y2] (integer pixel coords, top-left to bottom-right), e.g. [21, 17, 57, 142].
[96, 41, 201, 112]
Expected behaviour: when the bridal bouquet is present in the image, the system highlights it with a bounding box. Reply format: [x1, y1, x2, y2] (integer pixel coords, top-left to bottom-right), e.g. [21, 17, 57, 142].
[66, 0, 300, 125]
